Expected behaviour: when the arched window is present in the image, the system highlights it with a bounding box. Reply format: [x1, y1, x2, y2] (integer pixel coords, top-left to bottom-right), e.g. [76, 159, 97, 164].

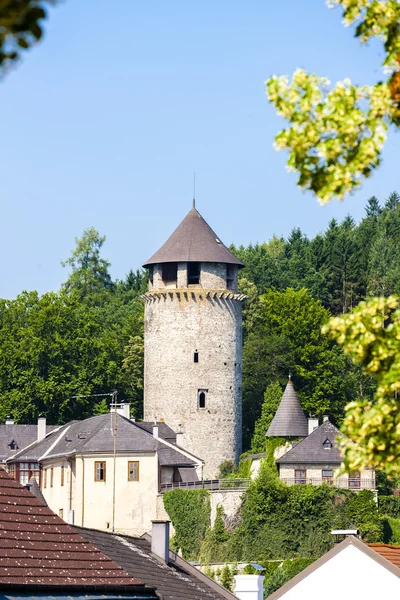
[198, 389, 207, 409]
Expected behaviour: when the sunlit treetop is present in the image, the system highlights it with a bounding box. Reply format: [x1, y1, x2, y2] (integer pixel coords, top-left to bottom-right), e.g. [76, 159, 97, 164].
[266, 0, 400, 203]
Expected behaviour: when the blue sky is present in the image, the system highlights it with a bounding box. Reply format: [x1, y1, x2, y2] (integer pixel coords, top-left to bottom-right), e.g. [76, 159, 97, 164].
[1, 1, 398, 298]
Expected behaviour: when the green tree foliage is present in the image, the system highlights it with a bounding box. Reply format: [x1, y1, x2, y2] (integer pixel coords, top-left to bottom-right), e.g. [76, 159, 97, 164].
[0, 1, 51, 76]
[219, 564, 235, 592]
[61, 228, 113, 301]
[163, 489, 211, 560]
[379, 496, 400, 519]
[242, 288, 359, 447]
[266, 1, 400, 202]
[324, 296, 400, 474]
[202, 506, 229, 563]
[0, 229, 145, 424]
[251, 381, 282, 453]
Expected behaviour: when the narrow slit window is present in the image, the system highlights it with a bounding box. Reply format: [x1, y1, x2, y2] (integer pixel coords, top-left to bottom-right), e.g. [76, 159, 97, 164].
[61, 465, 64, 487]
[148, 266, 154, 285]
[188, 262, 200, 285]
[198, 389, 208, 409]
[194, 351, 199, 363]
[50, 468, 54, 488]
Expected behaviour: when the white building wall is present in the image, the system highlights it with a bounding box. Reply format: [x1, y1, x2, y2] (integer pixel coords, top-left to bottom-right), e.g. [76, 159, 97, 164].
[275, 543, 400, 599]
[42, 452, 159, 535]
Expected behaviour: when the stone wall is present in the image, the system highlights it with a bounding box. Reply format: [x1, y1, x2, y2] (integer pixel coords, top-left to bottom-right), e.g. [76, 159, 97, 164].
[144, 290, 243, 479]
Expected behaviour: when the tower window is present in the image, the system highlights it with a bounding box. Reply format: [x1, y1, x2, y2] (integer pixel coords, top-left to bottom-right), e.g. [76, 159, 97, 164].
[198, 389, 208, 409]
[227, 265, 235, 289]
[148, 266, 154, 285]
[162, 262, 177, 282]
[194, 351, 199, 363]
[188, 262, 200, 285]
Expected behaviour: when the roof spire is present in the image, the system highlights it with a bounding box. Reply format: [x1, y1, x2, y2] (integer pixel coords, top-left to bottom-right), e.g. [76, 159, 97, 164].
[193, 173, 196, 209]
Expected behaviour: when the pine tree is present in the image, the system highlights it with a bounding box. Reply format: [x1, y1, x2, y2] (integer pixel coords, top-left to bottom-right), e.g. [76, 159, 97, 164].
[384, 190, 400, 211]
[365, 196, 381, 218]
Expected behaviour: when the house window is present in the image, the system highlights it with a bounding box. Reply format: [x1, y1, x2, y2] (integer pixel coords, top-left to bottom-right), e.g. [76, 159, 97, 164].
[50, 468, 54, 488]
[294, 469, 307, 485]
[322, 469, 334, 486]
[188, 262, 200, 285]
[128, 461, 139, 482]
[59, 508, 64, 520]
[198, 389, 208, 409]
[323, 439, 332, 449]
[227, 265, 235, 289]
[162, 262, 177, 282]
[349, 471, 361, 489]
[44, 469, 47, 488]
[19, 462, 40, 486]
[95, 461, 106, 482]
[61, 465, 64, 487]
[194, 351, 199, 363]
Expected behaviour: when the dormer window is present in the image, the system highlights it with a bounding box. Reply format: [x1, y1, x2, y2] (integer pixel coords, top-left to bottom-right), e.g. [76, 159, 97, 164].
[323, 439, 332, 450]
[188, 262, 200, 285]
[8, 439, 17, 451]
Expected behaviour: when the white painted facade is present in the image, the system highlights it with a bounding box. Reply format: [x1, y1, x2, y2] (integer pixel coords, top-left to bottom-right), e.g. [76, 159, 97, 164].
[41, 451, 162, 535]
[269, 541, 399, 599]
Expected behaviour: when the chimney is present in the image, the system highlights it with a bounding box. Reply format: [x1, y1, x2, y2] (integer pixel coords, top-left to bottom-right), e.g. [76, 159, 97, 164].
[121, 402, 130, 419]
[176, 423, 183, 446]
[153, 424, 159, 439]
[331, 529, 359, 543]
[151, 521, 170, 562]
[5, 416, 14, 425]
[234, 575, 265, 600]
[323, 414, 329, 423]
[308, 416, 319, 435]
[37, 416, 46, 441]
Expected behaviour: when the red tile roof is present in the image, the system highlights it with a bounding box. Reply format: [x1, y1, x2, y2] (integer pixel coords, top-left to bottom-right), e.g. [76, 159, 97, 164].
[367, 543, 400, 569]
[0, 467, 144, 587]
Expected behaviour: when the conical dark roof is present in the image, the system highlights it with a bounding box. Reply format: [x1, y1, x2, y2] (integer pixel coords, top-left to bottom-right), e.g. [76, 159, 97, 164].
[143, 207, 244, 267]
[266, 380, 308, 438]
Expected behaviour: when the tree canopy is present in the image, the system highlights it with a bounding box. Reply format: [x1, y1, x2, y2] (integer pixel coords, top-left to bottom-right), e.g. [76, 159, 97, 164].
[266, 0, 400, 203]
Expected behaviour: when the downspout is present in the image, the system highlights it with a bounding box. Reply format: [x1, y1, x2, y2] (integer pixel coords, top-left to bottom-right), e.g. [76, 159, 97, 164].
[81, 456, 85, 527]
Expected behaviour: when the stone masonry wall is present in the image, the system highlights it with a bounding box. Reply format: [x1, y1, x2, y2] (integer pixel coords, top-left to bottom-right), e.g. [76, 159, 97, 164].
[144, 290, 243, 479]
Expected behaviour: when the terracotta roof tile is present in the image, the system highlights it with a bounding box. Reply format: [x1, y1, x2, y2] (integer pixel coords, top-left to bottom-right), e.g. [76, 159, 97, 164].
[0, 468, 146, 588]
[367, 543, 400, 568]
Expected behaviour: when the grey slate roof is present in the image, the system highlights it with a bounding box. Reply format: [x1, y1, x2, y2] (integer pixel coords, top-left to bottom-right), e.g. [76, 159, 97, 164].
[277, 420, 343, 464]
[7, 414, 196, 467]
[136, 421, 177, 443]
[143, 207, 244, 267]
[266, 380, 308, 438]
[73, 526, 237, 600]
[0, 423, 57, 461]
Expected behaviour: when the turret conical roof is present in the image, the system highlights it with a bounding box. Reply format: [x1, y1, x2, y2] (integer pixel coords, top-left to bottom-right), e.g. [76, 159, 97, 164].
[266, 379, 308, 438]
[143, 207, 244, 267]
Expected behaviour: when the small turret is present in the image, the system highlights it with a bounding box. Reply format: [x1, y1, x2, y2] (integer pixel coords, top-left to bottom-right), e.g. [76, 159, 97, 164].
[266, 377, 308, 438]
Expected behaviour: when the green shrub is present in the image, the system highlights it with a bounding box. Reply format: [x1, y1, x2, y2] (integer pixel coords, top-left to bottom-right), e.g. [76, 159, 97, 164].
[379, 496, 400, 518]
[163, 489, 211, 560]
[264, 558, 314, 598]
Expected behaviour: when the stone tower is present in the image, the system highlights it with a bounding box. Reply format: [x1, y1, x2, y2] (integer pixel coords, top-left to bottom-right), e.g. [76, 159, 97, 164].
[142, 206, 246, 478]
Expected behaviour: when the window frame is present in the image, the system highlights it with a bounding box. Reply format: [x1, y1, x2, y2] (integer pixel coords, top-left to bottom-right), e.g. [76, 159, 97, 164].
[161, 262, 177, 283]
[61, 465, 64, 487]
[198, 389, 208, 409]
[94, 461, 106, 482]
[128, 461, 140, 482]
[294, 469, 307, 485]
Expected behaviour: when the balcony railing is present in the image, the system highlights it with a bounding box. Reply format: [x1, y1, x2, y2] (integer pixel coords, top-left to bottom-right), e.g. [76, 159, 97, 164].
[280, 477, 375, 489]
[160, 478, 251, 493]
